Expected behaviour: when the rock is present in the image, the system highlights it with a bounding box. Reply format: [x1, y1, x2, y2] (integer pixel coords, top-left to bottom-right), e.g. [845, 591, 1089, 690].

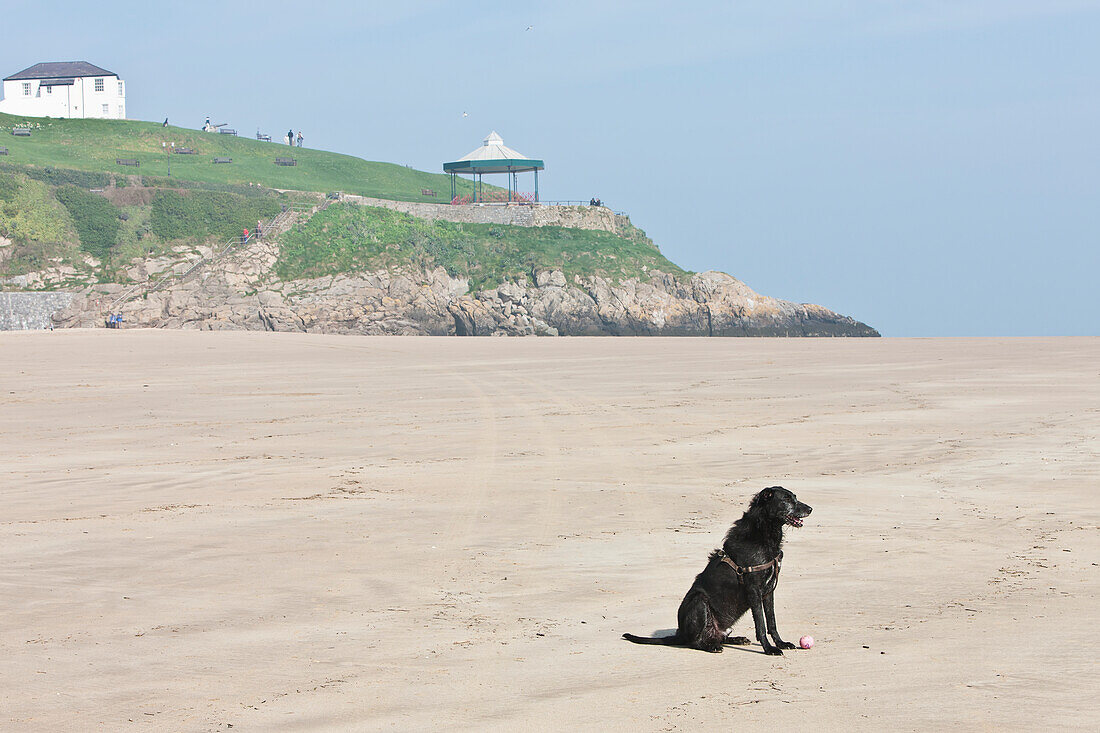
[535, 269, 567, 288]
[496, 281, 526, 304]
[37, 232, 878, 337]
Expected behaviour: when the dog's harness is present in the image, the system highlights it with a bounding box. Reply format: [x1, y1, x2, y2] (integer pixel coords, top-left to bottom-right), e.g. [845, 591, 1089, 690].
[715, 549, 783, 592]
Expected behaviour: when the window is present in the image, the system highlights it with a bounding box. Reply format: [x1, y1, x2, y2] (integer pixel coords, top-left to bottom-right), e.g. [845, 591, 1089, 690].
[102, 104, 109, 114]
[94, 78, 104, 92]
[22, 82, 31, 96]
[117, 81, 124, 96]
[46, 86, 52, 94]
[118, 105, 125, 119]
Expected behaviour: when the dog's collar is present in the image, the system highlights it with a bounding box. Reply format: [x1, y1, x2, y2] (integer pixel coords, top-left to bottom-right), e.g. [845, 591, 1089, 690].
[715, 549, 783, 576]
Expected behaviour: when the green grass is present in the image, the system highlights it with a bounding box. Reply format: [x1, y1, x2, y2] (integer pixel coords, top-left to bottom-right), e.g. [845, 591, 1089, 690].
[276, 204, 687, 291]
[0, 112, 478, 202]
[55, 185, 120, 259]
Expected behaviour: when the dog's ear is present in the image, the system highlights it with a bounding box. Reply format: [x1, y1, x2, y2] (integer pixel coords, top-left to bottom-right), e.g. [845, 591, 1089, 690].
[750, 486, 775, 509]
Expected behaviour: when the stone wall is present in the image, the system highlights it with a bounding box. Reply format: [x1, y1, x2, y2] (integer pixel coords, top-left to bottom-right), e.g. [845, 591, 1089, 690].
[0, 291, 76, 330]
[338, 195, 634, 235]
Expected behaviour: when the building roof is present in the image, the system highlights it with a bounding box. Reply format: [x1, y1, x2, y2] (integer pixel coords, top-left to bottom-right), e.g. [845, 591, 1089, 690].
[4, 61, 117, 81]
[443, 131, 544, 174]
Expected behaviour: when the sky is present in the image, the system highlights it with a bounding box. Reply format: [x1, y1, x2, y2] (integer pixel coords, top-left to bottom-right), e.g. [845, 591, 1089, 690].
[3, 0, 1098, 336]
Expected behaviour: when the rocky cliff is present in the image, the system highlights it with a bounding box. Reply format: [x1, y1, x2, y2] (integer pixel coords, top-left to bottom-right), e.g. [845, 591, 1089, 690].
[50, 236, 877, 337]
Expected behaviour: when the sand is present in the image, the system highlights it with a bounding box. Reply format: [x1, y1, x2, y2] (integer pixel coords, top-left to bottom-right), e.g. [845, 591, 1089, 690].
[1, 332, 1097, 731]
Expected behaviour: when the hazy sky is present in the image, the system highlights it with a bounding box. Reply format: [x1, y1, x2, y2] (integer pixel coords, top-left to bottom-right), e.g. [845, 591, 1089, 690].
[3, 1, 1098, 336]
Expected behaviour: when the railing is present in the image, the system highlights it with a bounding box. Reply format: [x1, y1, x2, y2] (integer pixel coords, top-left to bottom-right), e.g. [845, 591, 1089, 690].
[543, 201, 627, 215]
[450, 191, 536, 205]
[449, 197, 626, 216]
[106, 202, 317, 317]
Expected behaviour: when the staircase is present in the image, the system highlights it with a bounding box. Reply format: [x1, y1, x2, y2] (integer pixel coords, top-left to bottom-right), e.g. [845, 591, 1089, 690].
[106, 201, 321, 317]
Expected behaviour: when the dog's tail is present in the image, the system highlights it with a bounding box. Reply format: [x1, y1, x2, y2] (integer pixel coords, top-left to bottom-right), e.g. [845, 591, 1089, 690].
[622, 632, 682, 646]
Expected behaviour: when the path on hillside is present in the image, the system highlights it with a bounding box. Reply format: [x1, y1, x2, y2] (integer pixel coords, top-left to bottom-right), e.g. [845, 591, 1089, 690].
[106, 201, 322, 316]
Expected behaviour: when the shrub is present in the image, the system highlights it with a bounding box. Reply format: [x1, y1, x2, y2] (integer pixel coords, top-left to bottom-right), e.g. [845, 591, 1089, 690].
[24, 166, 111, 189]
[0, 239, 75, 276]
[150, 190, 281, 242]
[55, 185, 120, 259]
[0, 172, 74, 244]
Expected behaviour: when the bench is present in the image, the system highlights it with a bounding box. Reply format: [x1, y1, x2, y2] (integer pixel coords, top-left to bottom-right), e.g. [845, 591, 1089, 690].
[218, 128, 237, 136]
[256, 133, 271, 141]
[116, 158, 140, 167]
[11, 128, 31, 137]
[173, 147, 195, 155]
[212, 157, 232, 164]
[421, 188, 436, 197]
[274, 157, 297, 166]
[0, 147, 7, 156]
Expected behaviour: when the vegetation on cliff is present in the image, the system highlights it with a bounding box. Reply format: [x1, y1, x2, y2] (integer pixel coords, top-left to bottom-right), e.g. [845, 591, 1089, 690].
[54, 185, 120, 260]
[2, 161, 679, 293]
[149, 190, 281, 242]
[0, 171, 75, 244]
[0, 172, 86, 279]
[275, 204, 687, 291]
[0, 160, 292, 281]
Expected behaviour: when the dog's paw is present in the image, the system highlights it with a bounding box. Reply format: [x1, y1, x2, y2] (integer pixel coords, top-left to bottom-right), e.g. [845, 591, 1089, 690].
[775, 641, 797, 650]
[725, 635, 752, 645]
[764, 647, 785, 656]
[704, 645, 724, 653]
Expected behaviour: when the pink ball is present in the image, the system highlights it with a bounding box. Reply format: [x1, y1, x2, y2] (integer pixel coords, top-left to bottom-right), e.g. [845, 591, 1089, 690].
[799, 635, 814, 649]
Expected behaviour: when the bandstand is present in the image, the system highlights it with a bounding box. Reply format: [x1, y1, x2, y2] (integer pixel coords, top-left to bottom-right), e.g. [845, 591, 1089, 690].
[443, 131, 544, 204]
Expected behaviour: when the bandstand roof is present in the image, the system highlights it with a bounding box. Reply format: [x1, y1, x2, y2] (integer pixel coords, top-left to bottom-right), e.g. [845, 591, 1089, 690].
[443, 131, 544, 174]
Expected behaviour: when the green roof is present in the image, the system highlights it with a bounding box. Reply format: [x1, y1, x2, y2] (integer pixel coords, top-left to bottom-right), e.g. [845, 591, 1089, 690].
[443, 131, 544, 175]
[443, 158, 544, 174]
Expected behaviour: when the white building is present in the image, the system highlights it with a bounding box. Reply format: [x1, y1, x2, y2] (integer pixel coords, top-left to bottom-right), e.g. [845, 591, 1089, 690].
[0, 61, 125, 119]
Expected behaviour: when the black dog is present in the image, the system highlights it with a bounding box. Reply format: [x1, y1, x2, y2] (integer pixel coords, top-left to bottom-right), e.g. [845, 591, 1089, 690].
[623, 486, 811, 654]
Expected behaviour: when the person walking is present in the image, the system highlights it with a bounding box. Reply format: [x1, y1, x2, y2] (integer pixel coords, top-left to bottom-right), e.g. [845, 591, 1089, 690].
[287, 129, 294, 146]
[256, 220, 263, 239]
[296, 131, 304, 148]
[242, 228, 250, 245]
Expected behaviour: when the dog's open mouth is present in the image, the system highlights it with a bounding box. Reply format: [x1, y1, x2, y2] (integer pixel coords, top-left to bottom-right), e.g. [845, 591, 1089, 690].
[785, 515, 804, 528]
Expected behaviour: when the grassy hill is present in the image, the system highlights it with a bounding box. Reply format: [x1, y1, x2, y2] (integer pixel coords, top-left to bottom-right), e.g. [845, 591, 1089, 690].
[1, 114, 688, 294]
[0, 112, 475, 202]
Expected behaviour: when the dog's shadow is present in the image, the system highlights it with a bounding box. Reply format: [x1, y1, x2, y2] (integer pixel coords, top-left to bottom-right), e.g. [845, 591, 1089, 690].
[641, 629, 773, 655]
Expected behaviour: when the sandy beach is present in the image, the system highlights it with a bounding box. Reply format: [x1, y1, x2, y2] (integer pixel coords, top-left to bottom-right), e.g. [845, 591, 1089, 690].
[1, 332, 1097, 731]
